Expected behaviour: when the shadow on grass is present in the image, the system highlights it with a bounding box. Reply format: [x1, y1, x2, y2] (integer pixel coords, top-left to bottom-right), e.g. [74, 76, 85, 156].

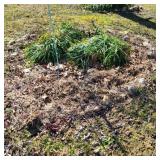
[116, 11, 156, 30]
[62, 104, 128, 155]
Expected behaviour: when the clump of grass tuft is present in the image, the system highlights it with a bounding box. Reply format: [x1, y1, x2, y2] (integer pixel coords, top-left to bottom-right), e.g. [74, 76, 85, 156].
[25, 22, 130, 68]
[25, 22, 85, 64]
[25, 35, 63, 64]
[57, 22, 85, 51]
[67, 34, 130, 69]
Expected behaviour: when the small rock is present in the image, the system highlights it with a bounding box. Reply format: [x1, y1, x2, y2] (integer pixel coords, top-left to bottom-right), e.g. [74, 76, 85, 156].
[77, 71, 82, 76]
[63, 71, 68, 77]
[83, 132, 91, 141]
[47, 62, 54, 70]
[61, 137, 65, 141]
[115, 66, 120, 71]
[8, 39, 15, 45]
[137, 78, 146, 87]
[138, 78, 145, 84]
[123, 35, 129, 41]
[93, 147, 101, 155]
[127, 85, 139, 97]
[55, 64, 64, 71]
[116, 122, 126, 128]
[125, 131, 132, 137]
[91, 141, 99, 147]
[42, 94, 51, 103]
[143, 40, 149, 47]
[147, 49, 156, 59]
[23, 68, 31, 73]
[78, 126, 84, 132]
[102, 95, 112, 109]
[10, 52, 18, 56]
[102, 95, 109, 104]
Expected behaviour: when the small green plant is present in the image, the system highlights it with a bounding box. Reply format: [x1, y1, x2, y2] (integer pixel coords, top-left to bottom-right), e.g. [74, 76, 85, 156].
[101, 137, 115, 148]
[67, 34, 130, 69]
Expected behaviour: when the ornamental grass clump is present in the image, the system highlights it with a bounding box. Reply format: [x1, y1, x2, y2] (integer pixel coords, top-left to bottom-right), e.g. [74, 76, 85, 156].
[67, 34, 130, 69]
[58, 22, 85, 51]
[25, 35, 63, 64]
[25, 22, 85, 64]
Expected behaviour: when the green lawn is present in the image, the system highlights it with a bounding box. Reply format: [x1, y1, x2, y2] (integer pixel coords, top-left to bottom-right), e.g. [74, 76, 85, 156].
[4, 4, 156, 43]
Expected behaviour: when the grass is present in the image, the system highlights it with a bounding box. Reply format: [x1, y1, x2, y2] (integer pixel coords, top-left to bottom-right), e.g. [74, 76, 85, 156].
[25, 36, 62, 64]
[57, 22, 86, 51]
[4, 4, 156, 43]
[4, 4, 156, 156]
[25, 21, 130, 68]
[24, 22, 85, 64]
[67, 34, 130, 69]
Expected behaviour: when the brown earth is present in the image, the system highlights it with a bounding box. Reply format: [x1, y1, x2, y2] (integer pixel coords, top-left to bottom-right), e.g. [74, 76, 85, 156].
[4, 30, 156, 155]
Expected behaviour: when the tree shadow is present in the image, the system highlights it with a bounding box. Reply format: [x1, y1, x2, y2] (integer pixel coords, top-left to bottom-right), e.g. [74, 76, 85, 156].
[116, 11, 156, 30]
[61, 104, 128, 154]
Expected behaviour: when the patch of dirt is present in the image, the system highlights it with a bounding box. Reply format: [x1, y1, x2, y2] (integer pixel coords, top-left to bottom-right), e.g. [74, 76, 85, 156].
[4, 32, 156, 156]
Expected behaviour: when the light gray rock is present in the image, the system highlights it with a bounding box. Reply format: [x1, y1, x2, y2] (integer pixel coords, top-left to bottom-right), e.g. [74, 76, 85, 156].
[10, 52, 18, 56]
[55, 64, 64, 71]
[78, 126, 84, 132]
[83, 132, 91, 141]
[63, 71, 68, 77]
[101, 95, 112, 109]
[93, 147, 101, 155]
[138, 78, 146, 86]
[127, 85, 139, 96]
[23, 68, 31, 73]
[147, 48, 156, 59]
[8, 39, 15, 45]
[123, 35, 129, 41]
[91, 141, 99, 147]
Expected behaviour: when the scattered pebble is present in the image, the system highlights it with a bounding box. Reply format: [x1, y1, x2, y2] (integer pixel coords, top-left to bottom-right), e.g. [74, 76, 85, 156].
[23, 68, 31, 73]
[63, 71, 68, 77]
[42, 94, 51, 103]
[143, 40, 150, 47]
[125, 131, 132, 137]
[10, 52, 18, 56]
[147, 48, 156, 59]
[93, 147, 101, 155]
[78, 126, 84, 132]
[137, 78, 146, 87]
[91, 141, 99, 147]
[8, 39, 15, 45]
[123, 35, 129, 41]
[83, 132, 91, 141]
[102, 95, 112, 109]
[127, 85, 139, 97]
[55, 64, 64, 71]
[47, 62, 54, 71]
